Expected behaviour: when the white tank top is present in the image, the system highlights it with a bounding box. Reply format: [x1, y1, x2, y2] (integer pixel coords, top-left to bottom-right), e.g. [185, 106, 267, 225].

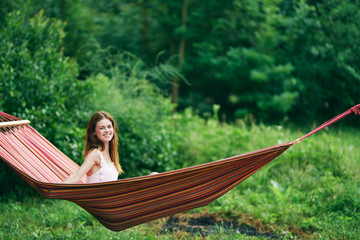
[86, 150, 118, 183]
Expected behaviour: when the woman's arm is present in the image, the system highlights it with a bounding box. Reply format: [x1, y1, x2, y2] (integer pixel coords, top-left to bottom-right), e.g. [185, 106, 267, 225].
[63, 150, 99, 184]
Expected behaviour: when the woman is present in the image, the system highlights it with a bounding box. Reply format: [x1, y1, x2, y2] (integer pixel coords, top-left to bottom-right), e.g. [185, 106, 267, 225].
[63, 111, 123, 184]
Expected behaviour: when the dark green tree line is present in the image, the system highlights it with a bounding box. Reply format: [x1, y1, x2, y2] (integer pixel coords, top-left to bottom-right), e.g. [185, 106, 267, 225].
[1, 0, 359, 123]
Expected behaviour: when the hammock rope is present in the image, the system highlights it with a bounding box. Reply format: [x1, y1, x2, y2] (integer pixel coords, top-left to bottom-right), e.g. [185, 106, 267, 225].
[295, 104, 360, 143]
[0, 104, 359, 231]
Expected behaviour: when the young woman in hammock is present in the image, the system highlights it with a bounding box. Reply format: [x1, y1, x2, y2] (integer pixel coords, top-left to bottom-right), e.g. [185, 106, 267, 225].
[63, 111, 123, 184]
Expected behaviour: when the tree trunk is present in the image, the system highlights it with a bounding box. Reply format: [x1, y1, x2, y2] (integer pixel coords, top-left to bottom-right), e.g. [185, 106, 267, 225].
[141, 0, 149, 55]
[59, 0, 66, 20]
[172, 0, 188, 105]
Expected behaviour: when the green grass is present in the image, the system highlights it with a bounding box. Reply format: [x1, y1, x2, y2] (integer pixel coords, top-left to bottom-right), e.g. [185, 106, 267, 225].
[0, 121, 359, 239]
[0, 198, 269, 239]
[201, 126, 360, 239]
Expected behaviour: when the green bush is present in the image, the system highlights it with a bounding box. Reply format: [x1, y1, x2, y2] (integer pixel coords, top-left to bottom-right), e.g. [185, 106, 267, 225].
[0, 10, 89, 156]
[0, 10, 90, 196]
[82, 52, 183, 177]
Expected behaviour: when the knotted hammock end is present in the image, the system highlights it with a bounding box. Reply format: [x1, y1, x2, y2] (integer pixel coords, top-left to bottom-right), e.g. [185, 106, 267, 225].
[351, 104, 360, 115]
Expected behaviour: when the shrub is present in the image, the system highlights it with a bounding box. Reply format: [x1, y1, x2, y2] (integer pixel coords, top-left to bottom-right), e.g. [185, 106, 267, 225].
[83, 52, 183, 177]
[0, 10, 90, 155]
[0, 10, 90, 196]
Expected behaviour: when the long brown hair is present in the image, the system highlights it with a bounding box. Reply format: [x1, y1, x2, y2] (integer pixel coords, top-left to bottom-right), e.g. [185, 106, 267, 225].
[84, 111, 123, 174]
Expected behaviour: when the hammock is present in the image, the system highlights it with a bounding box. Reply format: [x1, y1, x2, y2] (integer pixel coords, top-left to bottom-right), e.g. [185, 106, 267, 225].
[0, 105, 359, 231]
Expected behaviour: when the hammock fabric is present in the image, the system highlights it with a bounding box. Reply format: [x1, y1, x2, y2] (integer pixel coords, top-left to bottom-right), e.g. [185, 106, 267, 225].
[0, 105, 359, 231]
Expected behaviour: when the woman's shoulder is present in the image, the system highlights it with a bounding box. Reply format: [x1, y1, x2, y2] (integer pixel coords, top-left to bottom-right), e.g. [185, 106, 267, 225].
[88, 148, 100, 154]
[85, 148, 101, 162]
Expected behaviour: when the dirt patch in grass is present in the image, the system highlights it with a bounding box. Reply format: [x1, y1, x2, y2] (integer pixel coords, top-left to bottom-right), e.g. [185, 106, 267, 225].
[158, 212, 282, 238]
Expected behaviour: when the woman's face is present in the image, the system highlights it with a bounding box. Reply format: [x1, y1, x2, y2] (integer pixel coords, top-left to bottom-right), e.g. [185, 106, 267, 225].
[94, 118, 114, 143]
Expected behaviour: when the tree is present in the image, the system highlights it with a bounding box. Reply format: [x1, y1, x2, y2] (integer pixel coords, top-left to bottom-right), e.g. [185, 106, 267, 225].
[281, 0, 360, 122]
[179, 0, 300, 122]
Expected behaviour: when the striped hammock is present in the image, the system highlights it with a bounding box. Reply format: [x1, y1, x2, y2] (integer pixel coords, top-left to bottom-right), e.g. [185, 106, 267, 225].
[0, 105, 359, 231]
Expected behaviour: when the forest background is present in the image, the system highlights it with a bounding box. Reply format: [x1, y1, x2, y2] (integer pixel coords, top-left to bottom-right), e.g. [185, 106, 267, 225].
[0, 0, 359, 239]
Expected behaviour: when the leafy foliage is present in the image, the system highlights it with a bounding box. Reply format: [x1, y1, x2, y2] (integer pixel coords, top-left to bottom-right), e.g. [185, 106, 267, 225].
[85, 72, 181, 177]
[77, 48, 185, 176]
[3, 0, 358, 123]
[0, 9, 90, 195]
[0, 10, 89, 151]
